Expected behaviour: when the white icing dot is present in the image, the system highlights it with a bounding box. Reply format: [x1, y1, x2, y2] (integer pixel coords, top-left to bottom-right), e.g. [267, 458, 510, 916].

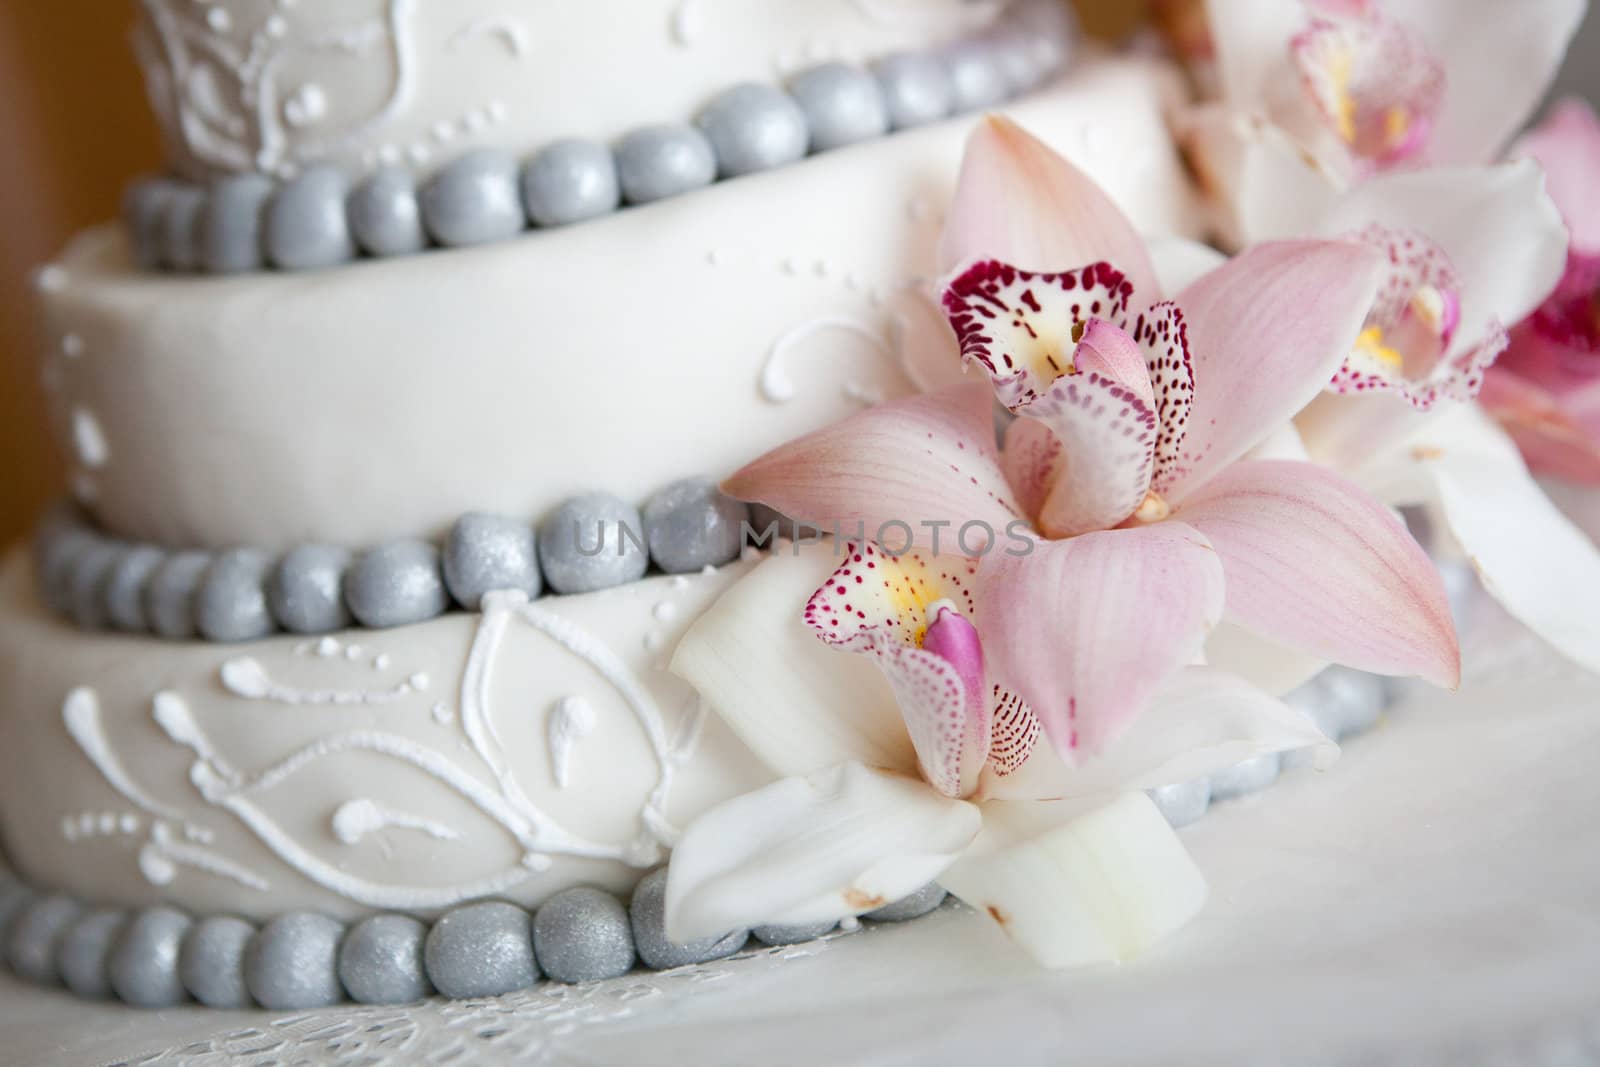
[34, 266, 66, 292]
[317, 636, 342, 658]
[379, 144, 402, 165]
[432, 119, 458, 143]
[782, 257, 802, 275]
[374, 653, 392, 670]
[61, 333, 84, 358]
[813, 260, 831, 279]
[409, 673, 430, 692]
[119, 813, 140, 834]
[264, 14, 288, 37]
[652, 601, 678, 623]
[77, 812, 95, 835]
[431, 702, 453, 724]
[206, 6, 231, 32]
[406, 142, 432, 165]
[839, 916, 861, 933]
[138, 845, 177, 886]
[60, 816, 78, 842]
[522, 853, 553, 872]
[71, 408, 108, 468]
[220, 657, 273, 699]
[97, 812, 117, 834]
[345, 644, 363, 660]
[670, 575, 691, 590]
[486, 99, 508, 123]
[331, 798, 385, 844]
[643, 631, 663, 652]
[283, 83, 328, 128]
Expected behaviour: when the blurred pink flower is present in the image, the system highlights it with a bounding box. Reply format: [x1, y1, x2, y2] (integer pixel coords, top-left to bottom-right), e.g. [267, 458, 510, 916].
[1482, 98, 1600, 485]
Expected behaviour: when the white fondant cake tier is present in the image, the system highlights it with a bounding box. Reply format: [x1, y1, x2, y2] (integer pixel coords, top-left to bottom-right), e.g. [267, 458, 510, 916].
[135, 0, 1013, 181]
[37, 56, 1200, 552]
[0, 548, 788, 920]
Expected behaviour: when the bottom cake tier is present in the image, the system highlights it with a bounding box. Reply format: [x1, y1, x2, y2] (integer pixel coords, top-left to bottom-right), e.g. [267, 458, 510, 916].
[0, 548, 773, 922]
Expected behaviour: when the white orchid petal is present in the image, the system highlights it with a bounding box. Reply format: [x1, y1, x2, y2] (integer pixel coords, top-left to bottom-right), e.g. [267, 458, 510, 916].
[1177, 104, 1342, 249]
[1203, 621, 1331, 697]
[1411, 404, 1600, 674]
[1146, 234, 1228, 300]
[980, 666, 1336, 801]
[664, 762, 981, 942]
[670, 545, 918, 779]
[1386, 0, 1585, 166]
[1313, 162, 1567, 361]
[940, 792, 1207, 969]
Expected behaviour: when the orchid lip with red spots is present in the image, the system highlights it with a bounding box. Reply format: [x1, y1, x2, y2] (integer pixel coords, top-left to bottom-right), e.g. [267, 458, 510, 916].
[1327, 223, 1507, 410]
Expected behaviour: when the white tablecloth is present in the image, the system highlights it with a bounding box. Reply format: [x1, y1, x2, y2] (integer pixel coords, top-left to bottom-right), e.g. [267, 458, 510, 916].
[2, 599, 1598, 1067]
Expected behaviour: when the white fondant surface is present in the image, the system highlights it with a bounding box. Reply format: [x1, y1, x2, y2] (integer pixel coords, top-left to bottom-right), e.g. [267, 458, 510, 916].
[39, 56, 1200, 551]
[0, 549, 771, 920]
[134, 0, 1010, 181]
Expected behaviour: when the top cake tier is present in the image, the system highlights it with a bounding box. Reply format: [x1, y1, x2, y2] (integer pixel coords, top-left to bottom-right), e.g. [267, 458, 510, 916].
[136, 0, 1023, 181]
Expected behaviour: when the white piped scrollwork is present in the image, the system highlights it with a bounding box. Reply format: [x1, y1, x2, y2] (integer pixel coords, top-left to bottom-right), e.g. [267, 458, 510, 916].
[60, 590, 707, 910]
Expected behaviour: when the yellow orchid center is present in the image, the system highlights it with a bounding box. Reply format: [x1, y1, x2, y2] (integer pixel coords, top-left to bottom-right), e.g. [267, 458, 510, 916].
[1355, 325, 1405, 370]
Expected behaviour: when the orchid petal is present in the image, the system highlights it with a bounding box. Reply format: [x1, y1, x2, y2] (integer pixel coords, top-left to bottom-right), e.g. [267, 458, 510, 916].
[1077, 318, 1161, 401]
[1000, 415, 1064, 525]
[1148, 234, 1229, 297]
[1167, 239, 1385, 501]
[891, 288, 971, 394]
[1173, 459, 1460, 687]
[1206, 0, 1319, 115]
[1512, 97, 1600, 256]
[980, 666, 1337, 802]
[1408, 404, 1600, 674]
[1133, 303, 1197, 493]
[1203, 622, 1331, 697]
[1328, 223, 1506, 410]
[1313, 162, 1568, 358]
[942, 259, 1138, 408]
[723, 383, 1020, 553]
[986, 686, 1042, 779]
[975, 523, 1225, 761]
[804, 545, 989, 798]
[664, 762, 981, 942]
[1480, 369, 1600, 485]
[670, 545, 918, 779]
[939, 116, 1160, 301]
[1177, 104, 1343, 249]
[939, 792, 1207, 969]
[804, 543, 978, 652]
[1290, 9, 1444, 170]
[1018, 377, 1158, 540]
[1385, 0, 1584, 167]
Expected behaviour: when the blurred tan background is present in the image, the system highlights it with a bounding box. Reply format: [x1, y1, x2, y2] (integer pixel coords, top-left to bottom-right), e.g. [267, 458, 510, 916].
[1, 1, 1595, 545]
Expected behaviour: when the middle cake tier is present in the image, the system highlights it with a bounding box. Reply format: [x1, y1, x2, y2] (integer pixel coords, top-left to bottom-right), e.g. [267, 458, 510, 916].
[37, 55, 1198, 552]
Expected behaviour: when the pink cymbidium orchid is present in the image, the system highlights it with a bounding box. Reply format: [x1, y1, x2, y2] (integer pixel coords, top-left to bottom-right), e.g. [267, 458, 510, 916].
[1481, 99, 1600, 486]
[727, 118, 1458, 764]
[1182, 0, 1584, 247]
[658, 117, 1457, 970]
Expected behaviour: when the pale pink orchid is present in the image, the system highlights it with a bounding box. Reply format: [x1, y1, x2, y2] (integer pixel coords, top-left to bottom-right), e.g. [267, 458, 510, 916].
[1168, 1, 1600, 676]
[1481, 99, 1600, 486]
[1183, 0, 1584, 248]
[658, 118, 1455, 969]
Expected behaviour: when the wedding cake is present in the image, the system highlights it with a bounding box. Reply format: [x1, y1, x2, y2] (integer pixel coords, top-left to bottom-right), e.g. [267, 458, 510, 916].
[0, 0, 1220, 1010]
